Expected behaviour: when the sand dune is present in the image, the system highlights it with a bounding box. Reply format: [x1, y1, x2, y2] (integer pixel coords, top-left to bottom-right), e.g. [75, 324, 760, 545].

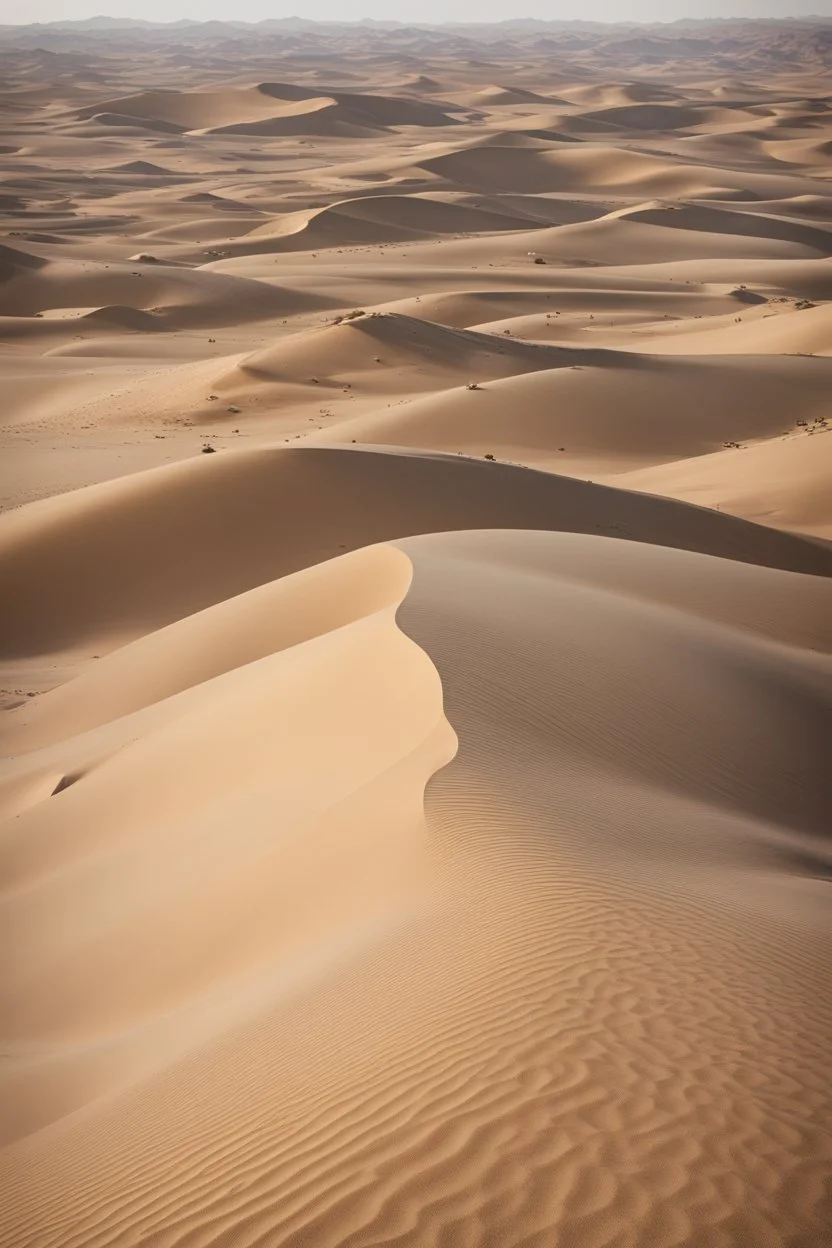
[317, 353, 832, 471]
[256, 80, 462, 127]
[76, 87, 292, 129]
[104, 159, 178, 176]
[464, 83, 566, 107]
[2, 443, 830, 661]
[2, 19, 831, 1248]
[0, 245, 323, 330]
[610, 200, 832, 251]
[237, 193, 526, 252]
[627, 297, 832, 356]
[401, 142, 828, 199]
[76, 83, 458, 136]
[203, 97, 399, 139]
[575, 102, 723, 130]
[514, 213, 828, 266]
[564, 80, 681, 106]
[229, 312, 619, 390]
[616, 430, 832, 538]
[765, 135, 832, 166]
[85, 111, 187, 132]
[0, 242, 47, 278]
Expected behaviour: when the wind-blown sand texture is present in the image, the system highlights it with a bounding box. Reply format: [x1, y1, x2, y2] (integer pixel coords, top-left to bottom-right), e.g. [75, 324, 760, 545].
[1, 17, 831, 1248]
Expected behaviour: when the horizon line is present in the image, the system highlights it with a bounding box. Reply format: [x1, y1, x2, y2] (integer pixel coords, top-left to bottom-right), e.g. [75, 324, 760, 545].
[4, 12, 832, 26]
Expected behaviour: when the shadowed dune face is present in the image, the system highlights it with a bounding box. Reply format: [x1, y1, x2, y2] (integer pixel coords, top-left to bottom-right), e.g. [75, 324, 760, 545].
[1, 18, 832, 1248]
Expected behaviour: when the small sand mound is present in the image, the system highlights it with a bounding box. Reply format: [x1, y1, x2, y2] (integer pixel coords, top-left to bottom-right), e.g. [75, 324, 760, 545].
[105, 160, 173, 175]
[80, 305, 161, 330]
[399, 75, 444, 94]
[86, 112, 186, 133]
[473, 84, 564, 106]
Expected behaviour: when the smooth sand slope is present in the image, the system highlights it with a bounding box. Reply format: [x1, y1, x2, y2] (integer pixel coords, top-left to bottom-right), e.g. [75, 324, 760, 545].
[1, 18, 831, 1248]
[311, 352, 832, 473]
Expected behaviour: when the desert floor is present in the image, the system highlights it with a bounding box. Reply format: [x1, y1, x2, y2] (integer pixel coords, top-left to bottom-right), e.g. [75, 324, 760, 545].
[0, 18, 831, 1248]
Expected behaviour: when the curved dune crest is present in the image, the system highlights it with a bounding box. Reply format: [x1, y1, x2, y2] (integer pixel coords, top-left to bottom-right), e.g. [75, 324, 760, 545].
[84, 111, 187, 132]
[0, 249, 324, 326]
[104, 159, 173, 175]
[239, 193, 526, 252]
[468, 83, 566, 106]
[317, 352, 832, 468]
[230, 312, 620, 387]
[1, 443, 830, 658]
[403, 141, 826, 199]
[564, 80, 681, 107]
[255, 79, 461, 127]
[76, 83, 458, 135]
[75, 86, 327, 130]
[633, 299, 832, 356]
[616, 430, 832, 538]
[0, 541, 457, 1143]
[578, 102, 709, 129]
[203, 99, 391, 139]
[2, 543, 417, 752]
[608, 200, 832, 253]
[0, 242, 48, 279]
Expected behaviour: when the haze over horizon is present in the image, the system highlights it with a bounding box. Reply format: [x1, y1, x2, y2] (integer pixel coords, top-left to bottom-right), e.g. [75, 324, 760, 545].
[3, 1, 832, 27]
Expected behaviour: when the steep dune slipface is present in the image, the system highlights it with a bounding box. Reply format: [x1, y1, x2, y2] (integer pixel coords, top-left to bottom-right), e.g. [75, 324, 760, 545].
[0, 542, 457, 1146]
[2, 21, 832, 1248]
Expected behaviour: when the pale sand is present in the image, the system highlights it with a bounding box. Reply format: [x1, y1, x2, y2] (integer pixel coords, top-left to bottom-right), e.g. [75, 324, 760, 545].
[1, 18, 831, 1248]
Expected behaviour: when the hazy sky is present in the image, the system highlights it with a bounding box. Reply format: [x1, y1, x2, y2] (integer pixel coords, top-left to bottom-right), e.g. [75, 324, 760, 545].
[2, 0, 831, 24]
